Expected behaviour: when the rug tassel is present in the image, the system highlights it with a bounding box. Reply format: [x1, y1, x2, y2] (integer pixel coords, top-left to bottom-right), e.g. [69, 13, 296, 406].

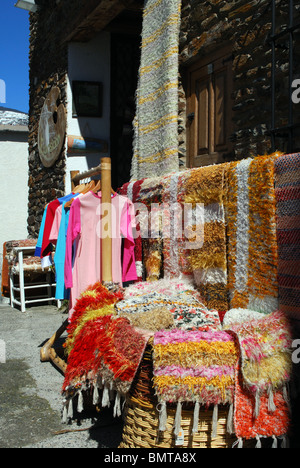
[255, 436, 262, 448]
[280, 435, 289, 448]
[272, 436, 278, 448]
[113, 392, 122, 418]
[232, 438, 243, 448]
[62, 404, 68, 424]
[174, 401, 182, 436]
[227, 403, 234, 434]
[254, 389, 260, 418]
[283, 384, 291, 413]
[268, 386, 276, 412]
[192, 401, 200, 434]
[102, 384, 110, 408]
[67, 398, 73, 419]
[212, 404, 218, 438]
[93, 385, 99, 405]
[157, 402, 167, 432]
[77, 390, 84, 413]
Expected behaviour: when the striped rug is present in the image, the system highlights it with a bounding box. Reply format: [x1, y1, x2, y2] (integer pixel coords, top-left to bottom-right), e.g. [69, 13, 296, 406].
[184, 164, 229, 313]
[130, 0, 181, 181]
[275, 152, 300, 321]
[226, 155, 279, 313]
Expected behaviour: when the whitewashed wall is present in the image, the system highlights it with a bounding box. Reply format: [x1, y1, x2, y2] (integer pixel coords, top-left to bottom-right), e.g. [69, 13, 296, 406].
[65, 31, 111, 194]
[0, 129, 28, 300]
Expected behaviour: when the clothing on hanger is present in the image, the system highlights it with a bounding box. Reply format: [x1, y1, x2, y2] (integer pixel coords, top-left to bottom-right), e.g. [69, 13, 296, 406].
[49, 193, 81, 300]
[65, 191, 137, 318]
[35, 181, 138, 316]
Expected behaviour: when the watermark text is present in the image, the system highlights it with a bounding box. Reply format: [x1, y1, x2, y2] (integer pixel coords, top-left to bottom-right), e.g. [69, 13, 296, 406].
[0, 340, 6, 364]
[0, 79, 6, 104]
[292, 79, 300, 104]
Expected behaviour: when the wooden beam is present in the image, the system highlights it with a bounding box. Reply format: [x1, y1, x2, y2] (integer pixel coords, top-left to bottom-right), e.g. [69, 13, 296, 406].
[62, 0, 139, 43]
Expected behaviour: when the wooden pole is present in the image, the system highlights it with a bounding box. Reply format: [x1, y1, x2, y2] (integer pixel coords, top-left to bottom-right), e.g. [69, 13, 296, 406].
[70, 170, 80, 191]
[100, 157, 112, 282]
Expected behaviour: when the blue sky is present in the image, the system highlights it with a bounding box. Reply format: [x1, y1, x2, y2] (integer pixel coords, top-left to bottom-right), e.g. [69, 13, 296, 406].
[0, 0, 30, 113]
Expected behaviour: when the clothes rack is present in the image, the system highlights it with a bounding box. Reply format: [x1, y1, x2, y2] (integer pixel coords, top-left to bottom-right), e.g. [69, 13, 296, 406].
[40, 157, 113, 373]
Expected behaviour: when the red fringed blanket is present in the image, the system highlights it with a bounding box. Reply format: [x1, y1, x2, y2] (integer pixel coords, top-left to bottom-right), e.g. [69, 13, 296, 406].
[62, 282, 148, 420]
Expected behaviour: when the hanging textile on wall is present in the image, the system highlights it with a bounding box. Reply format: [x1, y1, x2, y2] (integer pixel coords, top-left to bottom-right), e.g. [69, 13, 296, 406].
[275, 152, 300, 321]
[226, 155, 279, 313]
[130, 0, 181, 181]
[184, 164, 229, 314]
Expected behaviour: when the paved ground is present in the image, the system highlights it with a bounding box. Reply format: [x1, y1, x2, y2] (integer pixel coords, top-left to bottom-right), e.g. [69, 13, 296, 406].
[0, 303, 123, 448]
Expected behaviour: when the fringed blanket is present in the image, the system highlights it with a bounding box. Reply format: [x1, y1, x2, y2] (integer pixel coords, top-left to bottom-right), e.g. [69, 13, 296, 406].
[184, 164, 229, 313]
[226, 310, 292, 445]
[152, 329, 239, 437]
[130, 0, 181, 180]
[62, 283, 148, 421]
[275, 152, 300, 321]
[226, 155, 279, 313]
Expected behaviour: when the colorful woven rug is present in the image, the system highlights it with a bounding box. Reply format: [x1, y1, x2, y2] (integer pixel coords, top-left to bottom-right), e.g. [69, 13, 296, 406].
[226, 310, 292, 398]
[184, 164, 229, 313]
[275, 152, 300, 321]
[162, 170, 194, 280]
[130, 0, 181, 180]
[62, 282, 148, 420]
[64, 281, 124, 356]
[226, 154, 279, 313]
[233, 363, 290, 445]
[152, 328, 239, 436]
[116, 278, 221, 331]
[226, 310, 292, 444]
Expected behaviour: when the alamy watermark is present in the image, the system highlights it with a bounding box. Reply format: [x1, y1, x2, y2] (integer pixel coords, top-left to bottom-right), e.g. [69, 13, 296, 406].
[0, 79, 6, 104]
[292, 339, 300, 364]
[292, 79, 300, 104]
[96, 202, 205, 249]
[0, 339, 6, 364]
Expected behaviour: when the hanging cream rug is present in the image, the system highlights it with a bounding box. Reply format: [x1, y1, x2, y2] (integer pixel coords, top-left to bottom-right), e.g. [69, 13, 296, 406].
[130, 0, 181, 180]
[226, 155, 279, 313]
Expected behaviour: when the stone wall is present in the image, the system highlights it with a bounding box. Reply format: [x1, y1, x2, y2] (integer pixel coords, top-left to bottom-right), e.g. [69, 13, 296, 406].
[28, 0, 299, 236]
[178, 0, 300, 161]
[27, 1, 69, 238]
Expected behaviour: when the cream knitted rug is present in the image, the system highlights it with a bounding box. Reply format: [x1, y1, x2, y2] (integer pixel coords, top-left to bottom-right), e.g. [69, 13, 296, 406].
[130, 0, 181, 180]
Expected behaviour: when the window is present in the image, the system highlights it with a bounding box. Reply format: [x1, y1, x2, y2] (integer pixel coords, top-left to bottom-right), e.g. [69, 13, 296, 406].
[186, 49, 233, 167]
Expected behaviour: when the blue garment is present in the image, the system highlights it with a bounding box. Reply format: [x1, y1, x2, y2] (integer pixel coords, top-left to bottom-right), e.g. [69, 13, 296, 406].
[35, 205, 48, 257]
[53, 194, 80, 300]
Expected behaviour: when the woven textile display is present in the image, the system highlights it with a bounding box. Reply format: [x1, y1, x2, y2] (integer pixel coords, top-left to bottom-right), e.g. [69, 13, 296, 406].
[184, 164, 229, 313]
[116, 278, 221, 331]
[226, 155, 279, 313]
[130, 0, 181, 180]
[162, 171, 193, 280]
[139, 176, 166, 280]
[62, 282, 148, 421]
[275, 152, 300, 320]
[152, 328, 238, 437]
[225, 310, 292, 445]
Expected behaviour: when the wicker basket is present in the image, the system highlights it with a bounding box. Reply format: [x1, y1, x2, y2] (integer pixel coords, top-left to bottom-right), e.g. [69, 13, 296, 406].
[119, 344, 235, 449]
[120, 399, 235, 449]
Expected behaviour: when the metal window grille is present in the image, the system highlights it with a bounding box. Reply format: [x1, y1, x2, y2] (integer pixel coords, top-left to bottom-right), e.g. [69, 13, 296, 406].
[270, 0, 300, 152]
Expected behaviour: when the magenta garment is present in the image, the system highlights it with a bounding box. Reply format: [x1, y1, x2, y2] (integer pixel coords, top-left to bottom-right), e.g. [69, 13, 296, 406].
[65, 191, 137, 317]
